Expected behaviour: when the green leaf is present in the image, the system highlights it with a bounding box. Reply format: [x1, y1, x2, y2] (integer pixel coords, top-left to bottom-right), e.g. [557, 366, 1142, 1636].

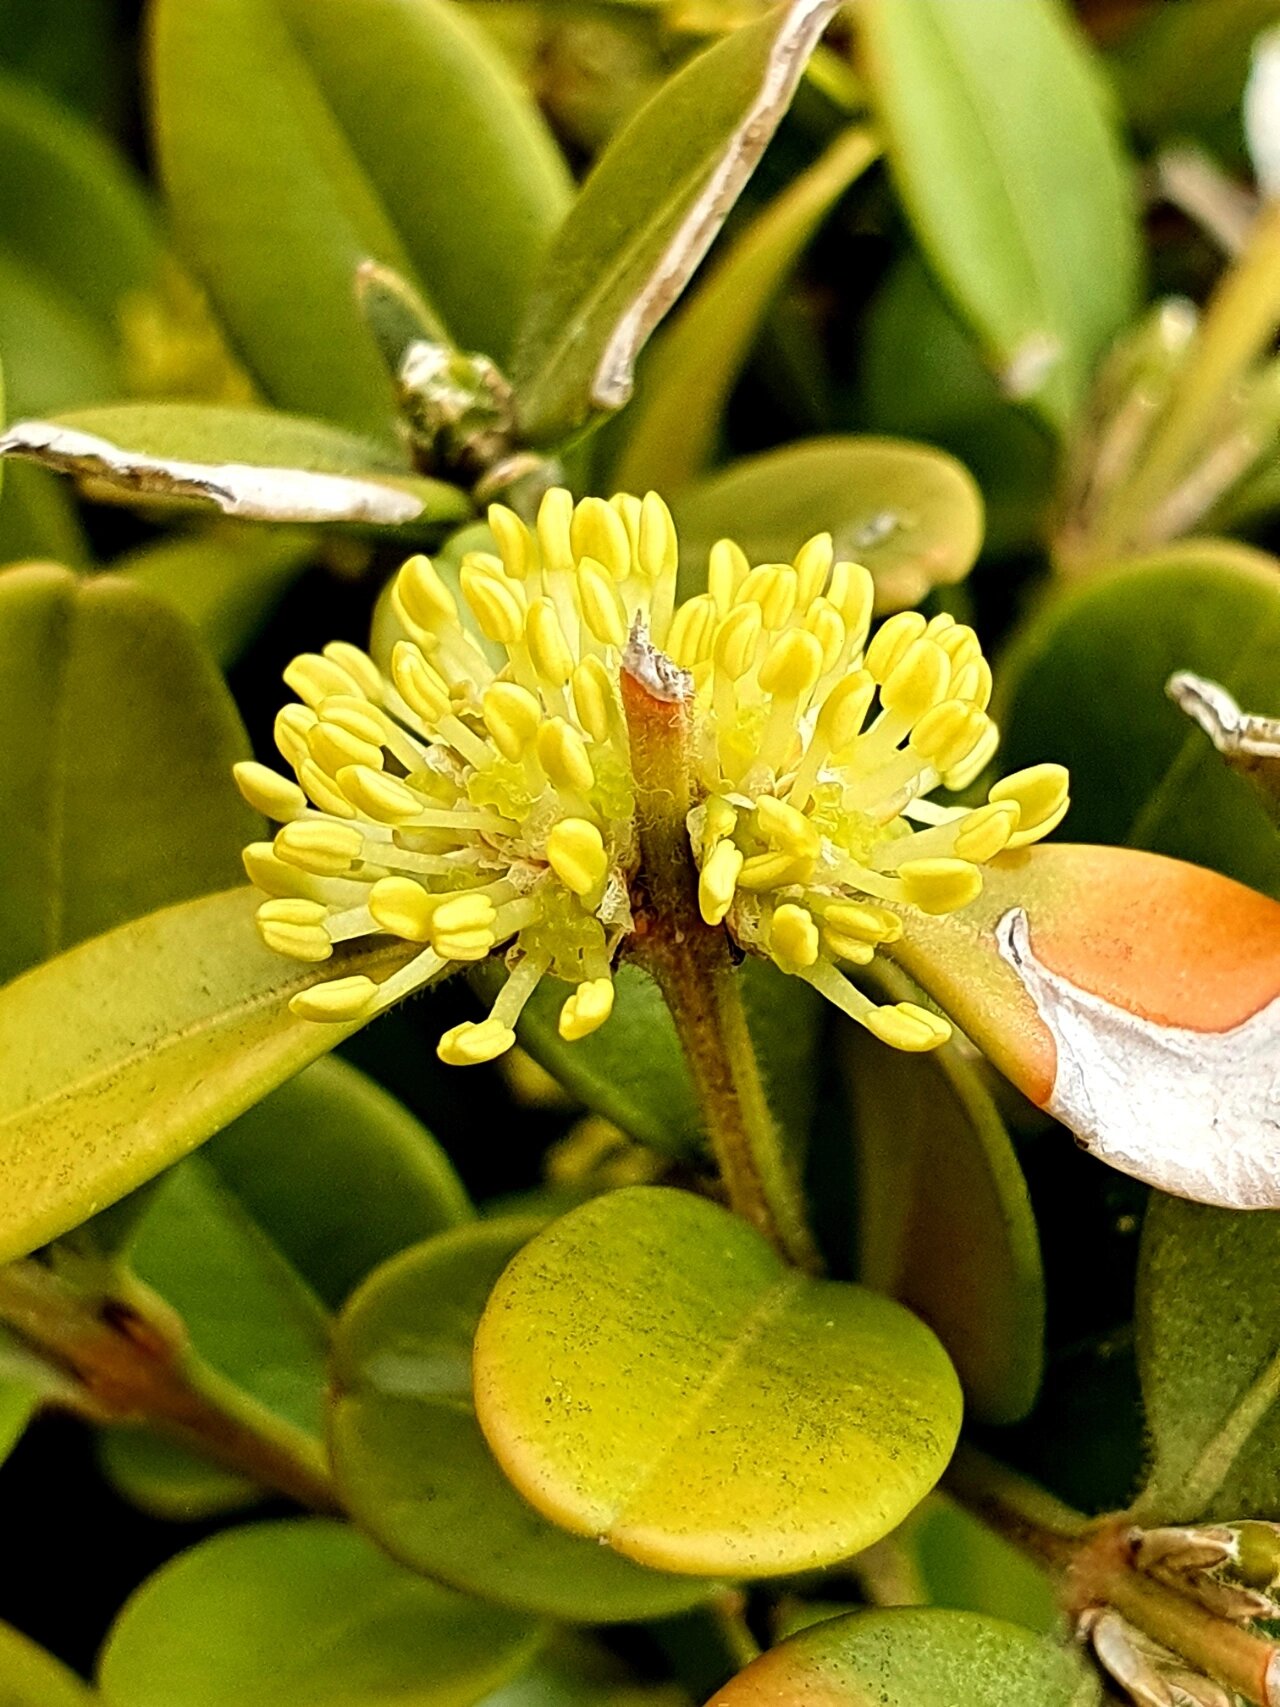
[0, 251, 118, 417]
[473, 1186, 962, 1577]
[151, 0, 568, 437]
[0, 0, 124, 126]
[0, 464, 89, 568]
[99, 1431, 259, 1523]
[611, 126, 879, 492]
[0, 887, 419, 1264]
[671, 437, 984, 611]
[0, 405, 469, 532]
[0, 564, 257, 986]
[206, 1054, 472, 1310]
[996, 543, 1280, 899]
[97, 1518, 546, 1707]
[510, 0, 841, 443]
[903, 1498, 1060, 1635]
[844, 1000, 1045, 1425]
[330, 1217, 716, 1620]
[860, 0, 1141, 433]
[1136, 1193, 1280, 1522]
[0, 1619, 96, 1707]
[0, 1373, 38, 1468]
[704, 1608, 1099, 1705]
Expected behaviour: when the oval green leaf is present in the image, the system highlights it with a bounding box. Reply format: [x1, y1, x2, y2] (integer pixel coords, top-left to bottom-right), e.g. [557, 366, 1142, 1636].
[671, 437, 984, 610]
[0, 564, 257, 986]
[0, 1620, 96, 1707]
[151, 0, 568, 436]
[611, 125, 879, 493]
[997, 543, 1280, 899]
[0, 886, 420, 1264]
[97, 1518, 546, 1707]
[474, 1186, 962, 1577]
[331, 1217, 716, 1619]
[510, 0, 841, 443]
[99, 1431, 259, 1523]
[705, 1608, 1099, 1706]
[860, 0, 1141, 433]
[1136, 1193, 1280, 1523]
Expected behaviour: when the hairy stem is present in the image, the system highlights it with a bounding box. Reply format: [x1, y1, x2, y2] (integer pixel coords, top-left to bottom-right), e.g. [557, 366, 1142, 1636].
[0, 1257, 336, 1512]
[621, 631, 820, 1272]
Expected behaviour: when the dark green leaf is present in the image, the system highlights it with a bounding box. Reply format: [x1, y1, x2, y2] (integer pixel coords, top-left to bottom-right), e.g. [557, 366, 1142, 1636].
[99, 1431, 259, 1523]
[904, 1498, 1059, 1635]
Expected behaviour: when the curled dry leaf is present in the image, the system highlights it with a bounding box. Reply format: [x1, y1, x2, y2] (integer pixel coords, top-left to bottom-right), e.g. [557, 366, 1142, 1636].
[1168, 670, 1280, 825]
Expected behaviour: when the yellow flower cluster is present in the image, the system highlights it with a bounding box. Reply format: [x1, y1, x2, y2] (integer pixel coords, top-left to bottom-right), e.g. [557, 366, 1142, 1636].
[239, 489, 1068, 1064]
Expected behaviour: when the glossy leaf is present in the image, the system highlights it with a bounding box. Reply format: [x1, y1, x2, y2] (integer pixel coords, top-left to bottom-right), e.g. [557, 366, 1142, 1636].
[845, 1000, 1045, 1425]
[474, 1186, 962, 1577]
[0, 1620, 97, 1707]
[207, 1054, 472, 1310]
[704, 1608, 1100, 1706]
[997, 543, 1280, 899]
[511, 0, 841, 443]
[612, 126, 878, 492]
[331, 1218, 716, 1619]
[671, 437, 984, 610]
[1136, 1193, 1280, 1522]
[0, 887, 419, 1264]
[99, 1431, 259, 1523]
[860, 0, 1141, 433]
[97, 1518, 546, 1707]
[151, 0, 568, 436]
[0, 405, 469, 531]
[0, 564, 257, 985]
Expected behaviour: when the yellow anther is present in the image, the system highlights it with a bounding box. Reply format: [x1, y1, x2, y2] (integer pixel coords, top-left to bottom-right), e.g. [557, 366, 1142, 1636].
[578, 560, 629, 648]
[666, 593, 718, 668]
[771, 902, 819, 967]
[821, 900, 902, 943]
[274, 703, 317, 768]
[437, 1017, 517, 1066]
[323, 642, 383, 701]
[368, 876, 435, 942]
[319, 696, 391, 749]
[898, 857, 983, 915]
[546, 817, 608, 895]
[536, 487, 575, 575]
[950, 656, 993, 710]
[910, 699, 974, 768]
[699, 838, 744, 925]
[864, 611, 928, 683]
[704, 796, 739, 846]
[483, 681, 542, 761]
[738, 564, 798, 630]
[460, 559, 526, 645]
[804, 599, 846, 673]
[290, 975, 378, 1022]
[234, 761, 307, 822]
[756, 795, 822, 859]
[274, 819, 364, 876]
[256, 898, 333, 962]
[558, 977, 615, 1041]
[708, 538, 749, 611]
[638, 492, 678, 580]
[816, 670, 875, 750]
[391, 642, 450, 725]
[397, 554, 459, 629]
[298, 759, 356, 819]
[793, 533, 834, 610]
[989, 764, 1070, 837]
[714, 603, 763, 680]
[570, 495, 632, 579]
[337, 765, 422, 825]
[283, 652, 364, 708]
[944, 718, 1000, 792]
[827, 561, 874, 642]
[488, 504, 536, 580]
[243, 842, 302, 897]
[571, 656, 614, 744]
[759, 628, 824, 701]
[526, 597, 574, 686]
[610, 492, 642, 554]
[737, 850, 813, 890]
[820, 927, 876, 966]
[308, 719, 384, 777]
[864, 1001, 951, 1052]
[537, 718, 594, 793]
[430, 892, 497, 962]
[953, 801, 1021, 863]
[936, 623, 981, 669]
[926, 612, 956, 638]
[880, 638, 950, 725]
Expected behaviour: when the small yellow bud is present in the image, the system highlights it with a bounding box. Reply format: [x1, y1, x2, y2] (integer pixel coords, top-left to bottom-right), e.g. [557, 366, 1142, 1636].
[558, 977, 615, 1041]
[771, 903, 819, 967]
[308, 719, 384, 777]
[571, 495, 632, 579]
[397, 555, 458, 629]
[546, 817, 608, 895]
[290, 975, 378, 1022]
[708, 538, 749, 611]
[257, 898, 332, 962]
[430, 892, 497, 962]
[488, 504, 536, 580]
[437, 1017, 517, 1066]
[337, 765, 423, 824]
[483, 681, 542, 761]
[390, 642, 450, 725]
[571, 657, 614, 744]
[537, 718, 594, 793]
[284, 651, 364, 708]
[864, 611, 927, 683]
[699, 838, 743, 925]
[274, 819, 364, 876]
[793, 532, 833, 609]
[758, 628, 824, 700]
[898, 857, 983, 915]
[638, 492, 678, 580]
[880, 638, 950, 724]
[234, 761, 307, 822]
[816, 670, 875, 749]
[952, 801, 1021, 863]
[368, 876, 435, 942]
[578, 561, 629, 648]
[536, 487, 575, 575]
[864, 1001, 951, 1052]
[713, 603, 763, 680]
[323, 642, 384, 702]
[989, 764, 1070, 842]
[738, 564, 798, 630]
[461, 559, 526, 644]
[756, 795, 822, 859]
[526, 597, 574, 687]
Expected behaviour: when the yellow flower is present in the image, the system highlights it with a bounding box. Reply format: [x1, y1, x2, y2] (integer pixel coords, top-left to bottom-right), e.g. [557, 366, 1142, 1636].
[239, 488, 1068, 1064]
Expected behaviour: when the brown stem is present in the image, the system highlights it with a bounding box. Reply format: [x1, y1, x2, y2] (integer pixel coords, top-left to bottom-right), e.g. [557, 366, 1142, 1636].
[620, 629, 820, 1272]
